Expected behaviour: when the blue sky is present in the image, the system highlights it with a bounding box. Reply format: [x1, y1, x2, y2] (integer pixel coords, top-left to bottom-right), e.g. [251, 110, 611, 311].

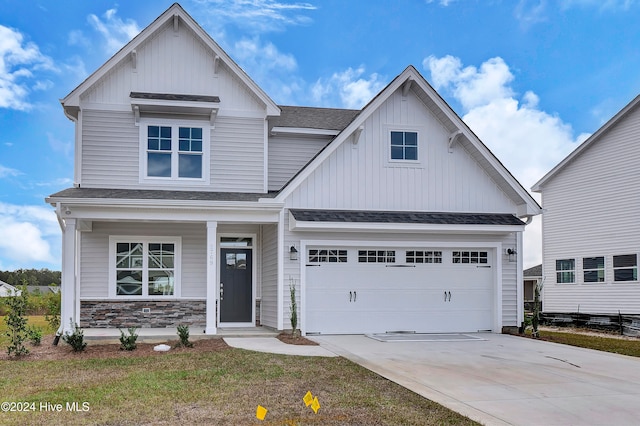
[1, 0, 639, 270]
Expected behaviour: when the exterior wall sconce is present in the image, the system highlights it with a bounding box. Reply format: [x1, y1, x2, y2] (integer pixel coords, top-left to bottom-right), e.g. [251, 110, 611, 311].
[289, 246, 298, 261]
[506, 248, 517, 262]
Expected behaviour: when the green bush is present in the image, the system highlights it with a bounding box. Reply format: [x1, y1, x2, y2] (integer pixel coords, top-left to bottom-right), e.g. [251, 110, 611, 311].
[175, 324, 193, 348]
[27, 325, 43, 346]
[119, 327, 138, 351]
[44, 291, 61, 331]
[62, 319, 87, 352]
[4, 287, 29, 357]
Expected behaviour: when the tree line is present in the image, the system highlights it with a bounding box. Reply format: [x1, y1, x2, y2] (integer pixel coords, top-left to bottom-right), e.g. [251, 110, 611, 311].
[0, 269, 61, 288]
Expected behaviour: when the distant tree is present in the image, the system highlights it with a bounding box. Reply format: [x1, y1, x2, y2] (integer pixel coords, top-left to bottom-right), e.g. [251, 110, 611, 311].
[0, 269, 61, 287]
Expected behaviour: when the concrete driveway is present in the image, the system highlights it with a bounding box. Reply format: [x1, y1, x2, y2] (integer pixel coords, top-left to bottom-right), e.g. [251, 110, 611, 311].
[312, 333, 640, 426]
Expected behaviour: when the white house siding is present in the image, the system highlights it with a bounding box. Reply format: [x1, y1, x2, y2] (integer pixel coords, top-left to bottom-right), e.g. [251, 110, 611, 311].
[286, 91, 515, 212]
[268, 136, 331, 191]
[211, 116, 265, 192]
[260, 224, 278, 328]
[79, 221, 206, 299]
[80, 19, 265, 114]
[540, 105, 640, 314]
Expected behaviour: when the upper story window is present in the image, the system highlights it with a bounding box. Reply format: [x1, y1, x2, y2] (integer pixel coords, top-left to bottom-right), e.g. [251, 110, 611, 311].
[140, 119, 210, 185]
[583, 256, 605, 283]
[613, 254, 637, 282]
[556, 259, 575, 284]
[390, 131, 418, 161]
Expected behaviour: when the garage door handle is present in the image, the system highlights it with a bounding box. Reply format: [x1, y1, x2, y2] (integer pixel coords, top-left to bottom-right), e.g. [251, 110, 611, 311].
[349, 291, 352, 302]
[354, 291, 357, 302]
[444, 291, 447, 302]
[477, 265, 491, 268]
[448, 291, 451, 302]
[385, 264, 416, 267]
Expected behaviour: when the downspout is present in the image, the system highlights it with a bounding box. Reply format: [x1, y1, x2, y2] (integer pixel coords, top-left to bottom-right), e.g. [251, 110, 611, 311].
[53, 202, 66, 344]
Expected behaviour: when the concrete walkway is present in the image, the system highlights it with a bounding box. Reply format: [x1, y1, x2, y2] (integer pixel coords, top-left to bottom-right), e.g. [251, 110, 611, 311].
[224, 337, 337, 357]
[312, 333, 640, 426]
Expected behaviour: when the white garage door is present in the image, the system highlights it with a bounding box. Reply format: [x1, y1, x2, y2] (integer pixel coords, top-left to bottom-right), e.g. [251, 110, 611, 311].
[305, 247, 494, 334]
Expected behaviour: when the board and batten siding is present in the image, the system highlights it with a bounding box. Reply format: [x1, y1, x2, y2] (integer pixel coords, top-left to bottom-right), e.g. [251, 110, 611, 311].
[286, 90, 516, 213]
[540, 104, 640, 314]
[79, 222, 206, 299]
[282, 217, 520, 329]
[80, 19, 265, 114]
[268, 136, 331, 191]
[260, 224, 278, 328]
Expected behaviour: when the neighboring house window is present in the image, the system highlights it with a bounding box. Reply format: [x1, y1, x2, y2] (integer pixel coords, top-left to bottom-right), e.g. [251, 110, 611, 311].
[406, 250, 442, 264]
[613, 254, 638, 282]
[358, 250, 396, 263]
[452, 251, 488, 264]
[390, 131, 418, 160]
[308, 249, 348, 263]
[110, 237, 181, 297]
[583, 256, 605, 283]
[140, 120, 209, 184]
[556, 259, 575, 284]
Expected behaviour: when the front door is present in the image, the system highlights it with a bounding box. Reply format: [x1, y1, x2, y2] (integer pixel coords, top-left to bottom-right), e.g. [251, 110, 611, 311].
[220, 248, 253, 323]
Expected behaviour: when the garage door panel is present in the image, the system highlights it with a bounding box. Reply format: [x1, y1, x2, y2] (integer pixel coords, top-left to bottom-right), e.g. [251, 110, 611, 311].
[305, 246, 495, 334]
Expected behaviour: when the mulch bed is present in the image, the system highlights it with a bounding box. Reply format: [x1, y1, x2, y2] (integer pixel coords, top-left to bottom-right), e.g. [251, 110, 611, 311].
[276, 332, 319, 346]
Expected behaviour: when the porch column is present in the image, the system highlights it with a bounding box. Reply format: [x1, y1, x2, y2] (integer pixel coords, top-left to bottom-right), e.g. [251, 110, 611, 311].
[60, 218, 77, 335]
[205, 221, 218, 334]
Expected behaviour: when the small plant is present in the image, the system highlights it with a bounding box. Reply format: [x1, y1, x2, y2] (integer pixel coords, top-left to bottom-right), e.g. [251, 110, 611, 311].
[531, 281, 544, 338]
[62, 319, 87, 352]
[289, 277, 299, 337]
[4, 285, 30, 356]
[27, 325, 43, 346]
[119, 327, 138, 351]
[44, 291, 61, 331]
[175, 324, 193, 348]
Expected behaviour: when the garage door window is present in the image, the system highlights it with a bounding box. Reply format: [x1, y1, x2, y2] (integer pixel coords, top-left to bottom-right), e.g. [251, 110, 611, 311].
[308, 249, 348, 263]
[406, 250, 442, 263]
[358, 250, 396, 263]
[452, 251, 488, 264]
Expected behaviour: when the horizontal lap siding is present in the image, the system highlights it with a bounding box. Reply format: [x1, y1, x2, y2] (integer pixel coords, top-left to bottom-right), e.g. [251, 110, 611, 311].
[268, 136, 330, 191]
[80, 222, 206, 298]
[541, 104, 640, 314]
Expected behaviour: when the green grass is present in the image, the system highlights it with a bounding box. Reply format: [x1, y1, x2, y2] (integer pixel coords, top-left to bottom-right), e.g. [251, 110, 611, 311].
[0, 316, 53, 347]
[0, 342, 477, 425]
[536, 329, 640, 358]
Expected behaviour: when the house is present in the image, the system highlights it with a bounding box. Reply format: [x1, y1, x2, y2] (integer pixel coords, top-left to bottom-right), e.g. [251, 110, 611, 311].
[523, 264, 542, 312]
[532, 95, 640, 315]
[25, 286, 61, 295]
[0, 280, 21, 297]
[46, 3, 540, 336]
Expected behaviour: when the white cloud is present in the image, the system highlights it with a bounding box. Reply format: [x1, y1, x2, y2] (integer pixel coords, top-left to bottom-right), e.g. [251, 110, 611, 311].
[0, 164, 21, 178]
[424, 54, 585, 267]
[312, 66, 386, 109]
[87, 8, 141, 55]
[0, 202, 59, 267]
[426, 0, 457, 5]
[194, 0, 316, 33]
[47, 132, 73, 159]
[0, 25, 56, 110]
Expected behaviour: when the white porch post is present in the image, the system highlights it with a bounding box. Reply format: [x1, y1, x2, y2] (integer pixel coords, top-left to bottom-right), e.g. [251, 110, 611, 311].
[60, 218, 77, 335]
[516, 231, 524, 329]
[205, 221, 218, 334]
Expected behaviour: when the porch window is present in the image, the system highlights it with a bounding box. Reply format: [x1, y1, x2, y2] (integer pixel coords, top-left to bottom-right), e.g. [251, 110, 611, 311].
[613, 254, 637, 282]
[583, 256, 605, 283]
[110, 237, 181, 297]
[556, 259, 575, 284]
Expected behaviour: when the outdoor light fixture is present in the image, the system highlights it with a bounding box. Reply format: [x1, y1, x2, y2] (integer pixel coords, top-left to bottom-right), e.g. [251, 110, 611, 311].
[507, 248, 517, 262]
[64, 207, 71, 215]
[289, 245, 298, 261]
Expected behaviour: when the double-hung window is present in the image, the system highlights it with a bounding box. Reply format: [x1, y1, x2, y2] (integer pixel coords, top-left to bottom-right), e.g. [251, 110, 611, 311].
[583, 256, 605, 283]
[110, 237, 181, 297]
[613, 254, 637, 282]
[141, 120, 209, 184]
[556, 259, 575, 284]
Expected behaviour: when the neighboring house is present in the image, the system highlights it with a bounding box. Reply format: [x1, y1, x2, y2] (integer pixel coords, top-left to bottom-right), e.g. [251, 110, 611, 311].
[533, 95, 640, 315]
[0, 281, 21, 297]
[46, 3, 540, 335]
[523, 264, 542, 312]
[25, 286, 61, 295]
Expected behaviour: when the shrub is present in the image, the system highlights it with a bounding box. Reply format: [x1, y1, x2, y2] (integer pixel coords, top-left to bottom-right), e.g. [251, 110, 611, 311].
[44, 291, 61, 331]
[4, 286, 29, 357]
[62, 319, 87, 352]
[119, 327, 138, 351]
[289, 277, 298, 337]
[175, 324, 193, 348]
[27, 325, 43, 346]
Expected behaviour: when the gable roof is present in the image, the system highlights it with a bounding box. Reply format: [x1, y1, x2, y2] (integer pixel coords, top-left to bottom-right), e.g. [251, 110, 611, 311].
[61, 3, 279, 118]
[276, 65, 541, 218]
[269, 106, 360, 132]
[524, 264, 542, 277]
[532, 94, 640, 192]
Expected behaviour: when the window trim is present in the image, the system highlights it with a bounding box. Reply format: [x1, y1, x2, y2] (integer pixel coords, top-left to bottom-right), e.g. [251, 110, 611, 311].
[613, 254, 638, 282]
[138, 118, 210, 186]
[582, 256, 605, 283]
[108, 236, 182, 299]
[556, 258, 575, 284]
[384, 125, 424, 168]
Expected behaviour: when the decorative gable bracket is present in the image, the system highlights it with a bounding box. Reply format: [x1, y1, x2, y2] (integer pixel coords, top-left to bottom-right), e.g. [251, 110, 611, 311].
[351, 126, 364, 145]
[448, 130, 462, 153]
[130, 92, 220, 126]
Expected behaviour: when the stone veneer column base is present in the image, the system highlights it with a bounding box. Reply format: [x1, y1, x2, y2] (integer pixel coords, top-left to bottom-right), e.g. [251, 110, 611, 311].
[80, 300, 206, 328]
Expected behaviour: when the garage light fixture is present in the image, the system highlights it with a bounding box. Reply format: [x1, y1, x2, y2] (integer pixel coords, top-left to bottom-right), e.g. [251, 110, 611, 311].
[289, 246, 298, 261]
[506, 248, 517, 262]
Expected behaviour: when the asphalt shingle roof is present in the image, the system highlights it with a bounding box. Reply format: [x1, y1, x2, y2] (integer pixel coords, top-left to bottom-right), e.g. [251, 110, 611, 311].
[524, 264, 543, 277]
[130, 92, 220, 103]
[47, 187, 277, 202]
[269, 105, 360, 132]
[289, 209, 525, 226]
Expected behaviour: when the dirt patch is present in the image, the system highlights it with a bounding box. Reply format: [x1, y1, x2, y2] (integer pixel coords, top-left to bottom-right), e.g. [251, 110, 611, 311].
[276, 332, 319, 346]
[0, 335, 229, 361]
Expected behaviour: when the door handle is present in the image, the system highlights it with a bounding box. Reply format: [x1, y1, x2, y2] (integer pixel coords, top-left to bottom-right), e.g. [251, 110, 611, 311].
[444, 291, 447, 302]
[349, 291, 352, 302]
[353, 291, 357, 302]
[448, 291, 451, 302]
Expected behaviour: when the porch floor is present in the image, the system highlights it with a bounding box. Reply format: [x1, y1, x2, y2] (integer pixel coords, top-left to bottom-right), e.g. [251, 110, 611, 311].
[82, 326, 278, 344]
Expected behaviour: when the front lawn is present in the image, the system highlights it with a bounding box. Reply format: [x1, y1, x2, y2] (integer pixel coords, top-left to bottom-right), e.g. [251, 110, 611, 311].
[534, 328, 640, 358]
[0, 336, 477, 425]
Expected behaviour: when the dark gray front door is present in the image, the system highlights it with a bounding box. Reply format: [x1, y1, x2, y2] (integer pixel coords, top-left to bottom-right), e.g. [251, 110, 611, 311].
[220, 248, 252, 323]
